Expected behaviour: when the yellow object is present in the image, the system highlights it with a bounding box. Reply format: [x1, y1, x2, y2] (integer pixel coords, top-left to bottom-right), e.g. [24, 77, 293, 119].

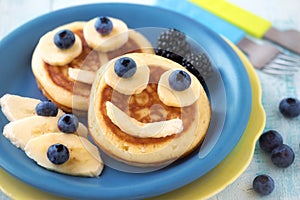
[190, 0, 272, 38]
[0, 40, 265, 200]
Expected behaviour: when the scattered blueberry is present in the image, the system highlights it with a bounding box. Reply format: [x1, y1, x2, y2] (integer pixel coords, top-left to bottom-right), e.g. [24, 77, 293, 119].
[58, 114, 79, 133]
[271, 144, 295, 168]
[114, 57, 137, 78]
[168, 70, 191, 91]
[253, 174, 275, 196]
[258, 130, 283, 153]
[279, 97, 300, 118]
[94, 16, 113, 35]
[47, 143, 69, 165]
[35, 100, 58, 117]
[54, 29, 75, 49]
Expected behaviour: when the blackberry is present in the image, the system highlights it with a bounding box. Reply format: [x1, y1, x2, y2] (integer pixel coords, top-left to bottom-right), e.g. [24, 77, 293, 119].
[154, 48, 183, 64]
[182, 51, 212, 78]
[156, 28, 191, 57]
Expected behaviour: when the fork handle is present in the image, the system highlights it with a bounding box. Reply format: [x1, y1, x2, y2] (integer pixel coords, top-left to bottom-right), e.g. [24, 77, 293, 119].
[190, 0, 272, 38]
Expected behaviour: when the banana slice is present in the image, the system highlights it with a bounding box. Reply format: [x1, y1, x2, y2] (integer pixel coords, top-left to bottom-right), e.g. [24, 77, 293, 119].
[38, 26, 82, 66]
[106, 101, 183, 138]
[3, 115, 88, 150]
[0, 94, 64, 121]
[157, 69, 201, 107]
[104, 55, 150, 95]
[83, 17, 129, 52]
[68, 68, 96, 84]
[24, 132, 103, 177]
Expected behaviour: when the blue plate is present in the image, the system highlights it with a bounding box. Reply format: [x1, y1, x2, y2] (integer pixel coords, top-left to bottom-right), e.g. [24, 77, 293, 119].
[0, 3, 251, 199]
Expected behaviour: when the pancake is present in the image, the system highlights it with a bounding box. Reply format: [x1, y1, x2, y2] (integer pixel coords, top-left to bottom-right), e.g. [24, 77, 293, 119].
[31, 21, 154, 115]
[88, 53, 211, 167]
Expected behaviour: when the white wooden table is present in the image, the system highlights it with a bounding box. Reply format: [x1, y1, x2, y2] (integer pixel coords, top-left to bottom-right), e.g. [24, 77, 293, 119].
[1, 0, 300, 199]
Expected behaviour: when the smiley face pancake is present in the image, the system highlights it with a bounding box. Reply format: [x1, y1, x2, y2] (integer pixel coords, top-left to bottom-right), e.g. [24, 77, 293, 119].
[88, 53, 211, 167]
[31, 17, 154, 115]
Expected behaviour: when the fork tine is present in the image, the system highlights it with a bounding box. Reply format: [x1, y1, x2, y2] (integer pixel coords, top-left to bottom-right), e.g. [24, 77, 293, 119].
[262, 68, 296, 75]
[272, 57, 300, 67]
[266, 63, 299, 71]
[276, 54, 300, 63]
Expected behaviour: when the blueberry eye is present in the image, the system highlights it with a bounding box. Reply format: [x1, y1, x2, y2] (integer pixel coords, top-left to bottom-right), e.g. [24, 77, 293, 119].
[168, 70, 191, 91]
[94, 16, 113, 35]
[114, 57, 137, 78]
[54, 29, 75, 49]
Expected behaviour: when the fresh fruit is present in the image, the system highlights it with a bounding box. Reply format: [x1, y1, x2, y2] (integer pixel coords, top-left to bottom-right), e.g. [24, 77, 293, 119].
[58, 114, 79, 133]
[253, 174, 275, 196]
[83, 17, 129, 52]
[182, 51, 212, 78]
[279, 97, 300, 118]
[156, 28, 191, 57]
[3, 115, 88, 150]
[158, 69, 201, 107]
[35, 100, 58, 117]
[271, 144, 295, 168]
[0, 94, 64, 121]
[114, 57, 137, 78]
[47, 143, 70, 165]
[94, 16, 113, 35]
[106, 101, 183, 138]
[104, 54, 150, 95]
[258, 130, 283, 153]
[54, 29, 76, 49]
[154, 48, 183, 64]
[24, 132, 104, 177]
[38, 22, 83, 66]
[168, 70, 191, 91]
[0, 94, 41, 121]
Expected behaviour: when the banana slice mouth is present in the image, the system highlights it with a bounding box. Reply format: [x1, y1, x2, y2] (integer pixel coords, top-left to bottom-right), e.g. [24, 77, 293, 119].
[106, 101, 183, 138]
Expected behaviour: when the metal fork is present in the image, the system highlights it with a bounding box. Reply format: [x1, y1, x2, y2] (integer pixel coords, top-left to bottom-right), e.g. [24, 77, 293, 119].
[237, 37, 300, 75]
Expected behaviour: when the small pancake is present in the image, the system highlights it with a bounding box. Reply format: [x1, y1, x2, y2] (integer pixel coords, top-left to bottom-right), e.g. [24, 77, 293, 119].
[31, 22, 154, 115]
[88, 53, 211, 167]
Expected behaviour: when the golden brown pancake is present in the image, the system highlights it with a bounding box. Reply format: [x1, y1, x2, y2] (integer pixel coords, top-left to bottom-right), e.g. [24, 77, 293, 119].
[88, 53, 211, 167]
[31, 22, 154, 115]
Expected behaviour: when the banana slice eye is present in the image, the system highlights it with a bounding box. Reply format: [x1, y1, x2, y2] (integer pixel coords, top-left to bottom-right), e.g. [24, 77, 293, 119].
[104, 55, 150, 95]
[157, 69, 201, 107]
[39, 29, 82, 66]
[83, 16, 129, 52]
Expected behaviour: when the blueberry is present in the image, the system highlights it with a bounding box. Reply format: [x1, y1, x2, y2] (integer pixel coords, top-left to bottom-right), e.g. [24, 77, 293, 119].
[258, 130, 283, 153]
[47, 143, 69, 165]
[35, 100, 58, 117]
[279, 97, 300, 118]
[271, 144, 295, 168]
[58, 114, 79, 133]
[54, 29, 75, 49]
[253, 174, 275, 196]
[94, 16, 113, 35]
[168, 70, 191, 91]
[114, 57, 137, 78]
